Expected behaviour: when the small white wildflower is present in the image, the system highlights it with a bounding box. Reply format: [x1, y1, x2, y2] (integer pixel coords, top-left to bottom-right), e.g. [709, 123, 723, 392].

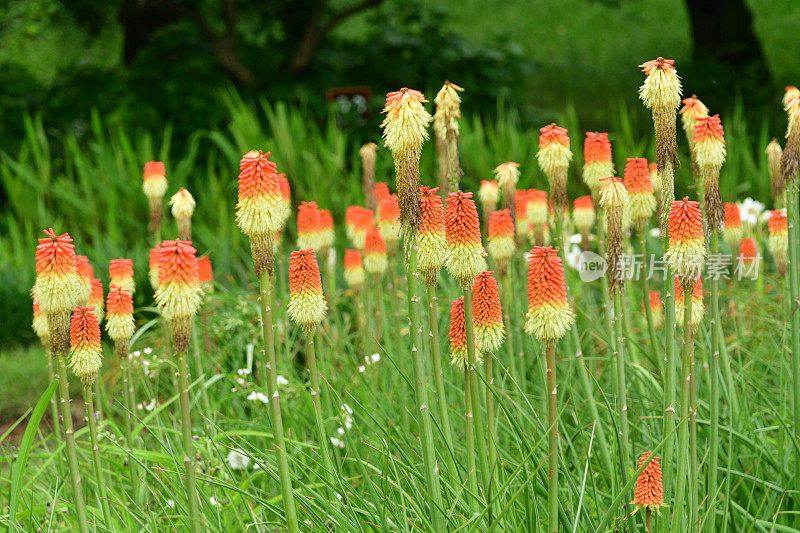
[568, 233, 583, 245]
[276, 375, 289, 386]
[336, 427, 345, 437]
[235, 377, 245, 386]
[236, 368, 251, 376]
[649, 227, 661, 238]
[132, 350, 141, 358]
[166, 499, 175, 508]
[209, 496, 220, 507]
[342, 404, 353, 415]
[370, 353, 381, 363]
[143, 347, 153, 355]
[225, 449, 250, 470]
[358, 365, 366, 373]
[330, 437, 345, 448]
[247, 391, 269, 403]
[335, 492, 342, 501]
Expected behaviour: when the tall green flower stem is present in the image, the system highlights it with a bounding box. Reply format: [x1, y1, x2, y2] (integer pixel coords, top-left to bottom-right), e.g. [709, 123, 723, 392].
[373, 274, 383, 346]
[638, 231, 659, 355]
[707, 232, 722, 531]
[83, 382, 110, 522]
[405, 240, 444, 530]
[545, 343, 559, 533]
[672, 287, 695, 531]
[611, 291, 631, 488]
[485, 348, 497, 476]
[425, 285, 458, 479]
[786, 181, 800, 514]
[44, 355, 63, 457]
[324, 250, 336, 303]
[53, 345, 90, 533]
[661, 264, 677, 533]
[463, 286, 492, 508]
[117, 342, 140, 495]
[305, 331, 337, 489]
[175, 329, 202, 533]
[258, 271, 300, 533]
[464, 367, 478, 515]
[191, 323, 212, 417]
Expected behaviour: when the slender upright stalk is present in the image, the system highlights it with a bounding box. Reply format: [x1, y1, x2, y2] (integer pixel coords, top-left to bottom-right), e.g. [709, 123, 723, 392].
[258, 273, 300, 533]
[707, 232, 721, 531]
[405, 242, 444, 530]
[646, 508, 653, 533]
[661, 261, 677, 533]
[306, 332, 336, 488]
[463, 287, 492, 505]
[612, 291, 631, 481]
[787, 182, 800, 508]
[84, 383, 110, 522]
[464, 367, 478, 515]
[689, 311, 699, 532]
[639, 231, 659, 354]
[485, 349, 498, 480]
[545, 343, 559, 533]
[176, 341, 201, 533]
[425, 285, 458, 478]
[45, 356, 62, 454]
[191, 323, 212, 417]
[673, 287, 693, 531]
[54, 350, 89, 533]
[374, 274, 384, 345]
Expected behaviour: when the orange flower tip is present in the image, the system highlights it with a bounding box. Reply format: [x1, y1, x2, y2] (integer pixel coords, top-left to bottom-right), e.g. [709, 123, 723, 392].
[524, 246, 575, 343]
[109, 258, 136, 294]
[472, 272, 505, 352]
[287, 249, 327, 331]
[343, 249, 365, 289]
[487, 209, 516, 262]
[675, 276, 705, 325]
[381, 88, 432, 154]
[363, 226, 388, 274]
[632, 452, 665, 512]
[34, 229, 85, 315]
[154, 240, 202, 322]
[236, 150, 289, 235]
[142, 161, 168, 200]
[449, 297, 477, 369]
[418, 187, 447, 280]
[278, 173, 291, 203]
[666, 198, 706, 280]
[537, 124, 572, 175]
[693, 115, 726, 170]
[445, 191, 487, 284]
[738, 238, 759, 265]
[638, 57, 681, 111]
[374, 182, 391, 202]
[198, 255, 213, 284]
[69, 306, 103, 384]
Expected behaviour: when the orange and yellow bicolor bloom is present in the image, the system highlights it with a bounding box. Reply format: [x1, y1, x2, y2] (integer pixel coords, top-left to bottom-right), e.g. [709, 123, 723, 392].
[154, 240, 202, 330]
[298, 201, 323, 250]
[89, 278, 105, 323]
[572, 196, 596, 236]
[537, 123, 572, 178]
[693, 115, 726, 174]
[106, 284, 135, 343]
[143, 161, 167, 202]
[638, 58, 682, 113]
[665, 198, 706, 283]
[418, 186, 447, 286]
[632, 452, 665, 513]
[381, 88, 431, 157]
[364, 225, 388, 275]
[768, 209, 788, 273]
[514, 190, 532, 241]
[722, 203, 742, 250]
[69, 306, 103, 386]
[33, 229, 85, 317]
[493, 162, 520, 204]
[235, 150, 289, 236]
[109, 258, 135, 295]
[343, 249, 365, 290]
[527, 189, 549, 228]
[487, 209, 515, 269]
[648, 290, 664, 329]
[675, 276, 705, 327]
[75, 255, 94, 302]
[148, 246, 161, 290]
[524, 246, 575, 343]
[583, 132, 614, 197]
[738, 238, 759, 268]
[287, 249, 327, 334]
[479, 180, 500, 215]
[445, 191, 487, 286]
[784, 86, 800, 138]
[472, 272, 505, 353]
[623, 157, 656, 227]
[198, 255, 214, 292]
[170, 187, 196, 239]
[449, 297, 477, 369]
[278, 173, 291, 207]
[378, 194, 401, 252]
[317, 209, 335, 252]
[680, 95, 708, 148]
[345, 206, 374, 249]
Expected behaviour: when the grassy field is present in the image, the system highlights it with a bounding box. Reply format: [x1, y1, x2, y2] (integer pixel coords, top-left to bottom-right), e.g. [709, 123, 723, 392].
[0, 85, 797, 531]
